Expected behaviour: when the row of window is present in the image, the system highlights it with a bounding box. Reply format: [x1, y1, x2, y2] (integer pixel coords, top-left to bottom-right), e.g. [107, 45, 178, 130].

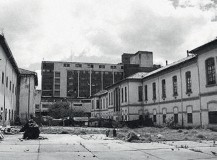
[108, 86, 127, 106]
[54, 72, 60, 97]
[1, 72, 16, 94]
[0, 107, 14, 121]
[150, 107, 193, 124]
[63, 63, 123, 70]
[143, 71, 192, 101]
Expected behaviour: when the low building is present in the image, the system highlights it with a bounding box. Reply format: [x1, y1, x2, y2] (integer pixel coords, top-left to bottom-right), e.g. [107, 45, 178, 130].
[0, 35, 19, 126]
[17, 68, 38, 123]
[91, 38, 217, 128]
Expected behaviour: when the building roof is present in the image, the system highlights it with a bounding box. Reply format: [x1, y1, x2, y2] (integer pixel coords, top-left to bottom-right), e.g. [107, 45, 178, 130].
[189, 38, 217, 54]
[19, 68, 38, 86]
[92, 90, 108, 97]
[0, 34, 19, 74]
[126, 72, 148, 79]
[142, 55, 196, 80]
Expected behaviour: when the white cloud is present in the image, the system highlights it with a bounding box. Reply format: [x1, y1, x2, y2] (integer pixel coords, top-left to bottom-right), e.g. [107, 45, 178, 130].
[0, 0, 216, 74]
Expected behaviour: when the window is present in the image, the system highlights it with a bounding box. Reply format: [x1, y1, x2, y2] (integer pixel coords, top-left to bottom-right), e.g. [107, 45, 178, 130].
[12, 84, 14, 93]
[63, 63, 70, 67]
[9, 109, 10, 120]
[125, 87, 127, 102]
[185, 71, 192, 93]
[121, 88, 124, 103]
[99, 65, 105, 69]
[144, 85, 148, 101]
[163, 115, 166, 123]
[209, 111, 217, 124]
[55, 79, 60, 83]
[96, 100, 100, 109]
[152, 82, 156, 100]
[55, 72, 60, 77]
[2, 72, 4, 84]
[162, 108, 166, 123]
[172, 76, 178, 96]
[121, 66, 124, 69]
[5, 109, 7, 120]
[162, 79, 166, 99]
[6, 77, 8, 88]
[92, 100, 94, 109]
[187, 106, 193, 123]
[138, 86, 143, 102]
[206, 58, 216, 85]
[35, 104, 40, 110]
[110, 65, 116, 69]
[87, 64, 94, 68]
[54, 91, 60, 97]
[75, 63, 82, 68]
[174, 108, 178, 124]
[153, 110, 157, 123]
[9, 81, 11, 91]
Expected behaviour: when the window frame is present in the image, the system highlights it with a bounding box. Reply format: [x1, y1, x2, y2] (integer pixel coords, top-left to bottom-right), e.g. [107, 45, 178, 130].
[205, 57, 216, 85]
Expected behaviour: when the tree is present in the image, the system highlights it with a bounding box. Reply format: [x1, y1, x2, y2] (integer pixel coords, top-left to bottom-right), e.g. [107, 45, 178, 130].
[48, 101, 87, 119]
[48, 102, 70, 119]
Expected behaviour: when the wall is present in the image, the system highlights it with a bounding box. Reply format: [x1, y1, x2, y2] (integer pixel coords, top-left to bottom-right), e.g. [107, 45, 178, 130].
[197, 48, 217, 127]
[0, 45, 17, 125]
[19, 75, 36, 123]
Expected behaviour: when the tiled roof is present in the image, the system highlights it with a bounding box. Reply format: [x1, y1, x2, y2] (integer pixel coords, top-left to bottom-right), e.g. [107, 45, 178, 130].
[0, 35, 19, 74]
[19, 68, 36, 75]
[142, 55, 196, 79]
[92, 90, 108, 97]
[126, 72, 148, 79]
[19, 68, 38, 86]
[189, 38, 217, 54]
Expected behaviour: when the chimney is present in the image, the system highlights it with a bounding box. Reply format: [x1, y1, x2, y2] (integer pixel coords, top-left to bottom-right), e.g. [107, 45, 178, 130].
[166, 60, 168, 66]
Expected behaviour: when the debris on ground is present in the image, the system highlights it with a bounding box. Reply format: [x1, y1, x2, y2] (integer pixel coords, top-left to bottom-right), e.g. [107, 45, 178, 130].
[125, 132, 140, 142]
[156, 134, 164, 139]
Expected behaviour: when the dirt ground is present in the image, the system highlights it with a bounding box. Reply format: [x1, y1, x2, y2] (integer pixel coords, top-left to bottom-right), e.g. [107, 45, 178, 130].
[40, 126, 217, 143]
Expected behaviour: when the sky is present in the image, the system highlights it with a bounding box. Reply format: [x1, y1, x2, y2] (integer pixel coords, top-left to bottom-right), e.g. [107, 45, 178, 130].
[0, 0, 217, 89]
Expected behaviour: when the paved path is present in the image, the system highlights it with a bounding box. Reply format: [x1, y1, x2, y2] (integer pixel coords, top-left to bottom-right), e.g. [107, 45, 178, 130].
[0, 133, 217, 160]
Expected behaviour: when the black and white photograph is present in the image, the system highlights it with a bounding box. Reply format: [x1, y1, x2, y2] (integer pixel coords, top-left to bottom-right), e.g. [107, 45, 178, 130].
[0, 0, 217, 159]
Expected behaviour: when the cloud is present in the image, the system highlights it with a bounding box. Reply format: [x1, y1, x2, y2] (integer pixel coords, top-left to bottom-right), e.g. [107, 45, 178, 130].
[0, 0, 216, 73]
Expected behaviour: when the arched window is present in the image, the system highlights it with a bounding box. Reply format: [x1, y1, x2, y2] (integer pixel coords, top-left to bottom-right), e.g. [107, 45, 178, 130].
[187, 106, 193, 123]
[205, 58, 216, 85]
[173, 107, 178, 124]
[162, 108, 167, 123]
[153, 109, 157, 123]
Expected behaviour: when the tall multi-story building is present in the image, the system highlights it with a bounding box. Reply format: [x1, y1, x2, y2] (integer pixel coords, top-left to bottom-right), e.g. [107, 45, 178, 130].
[91, 38, 217, 128]
[41, 51, 160, 116]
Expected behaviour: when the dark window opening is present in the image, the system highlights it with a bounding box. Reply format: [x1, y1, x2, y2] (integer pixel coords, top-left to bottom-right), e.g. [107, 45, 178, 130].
[162, 79, 166, 99]
[153, 115, 156, 123]
[187, 113, 193, 123]
[206, 58, 216, 85]
[152, 82, 156, 100]
[144, 85, 148, 101]
[174, 114, 178, 124]
[138, 86, 143, 102]
[209, 111, 217, 124]
[163, 114, 166, 123]
[185, 71, 192, 93]
[173, 76, 178, 96]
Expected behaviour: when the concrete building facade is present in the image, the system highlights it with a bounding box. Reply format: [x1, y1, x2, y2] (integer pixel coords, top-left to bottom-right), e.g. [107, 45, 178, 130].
[41, 51, 159, 116]
[17, 68, 38, 123]
[0, 35, 19, 126]
[91, 39, 217, 128]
